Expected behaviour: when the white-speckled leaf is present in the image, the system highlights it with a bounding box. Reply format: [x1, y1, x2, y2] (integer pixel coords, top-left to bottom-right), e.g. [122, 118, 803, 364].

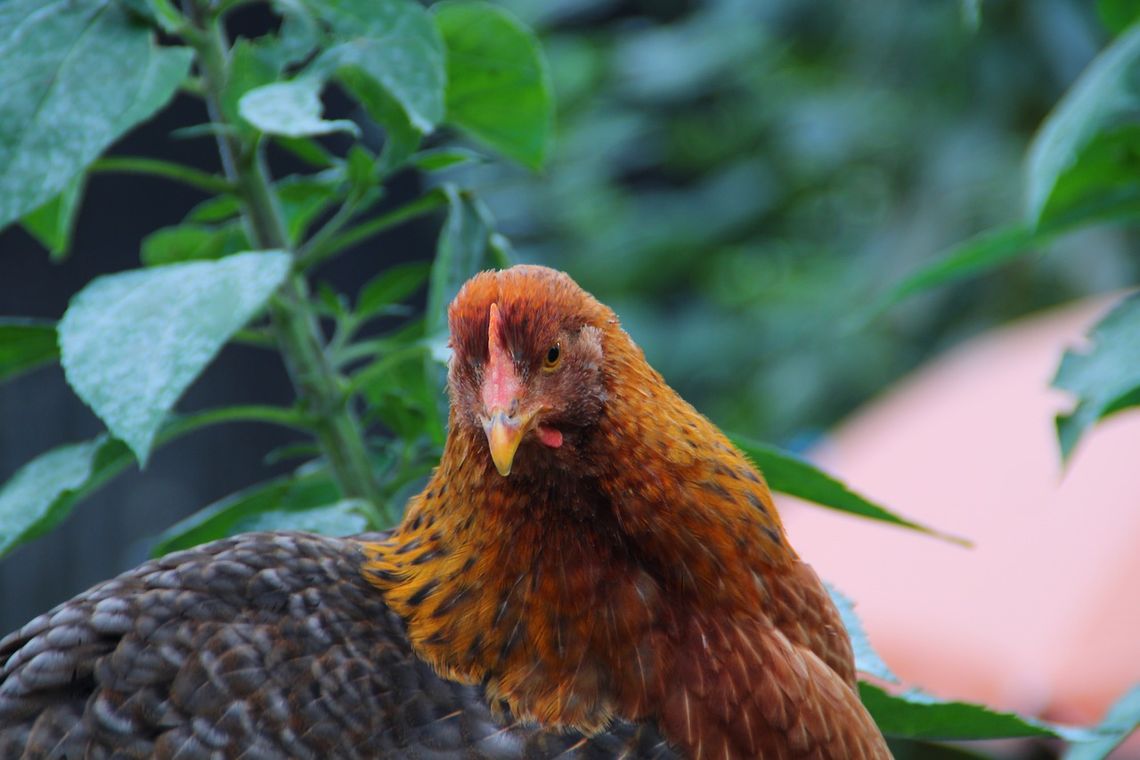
[59, 252, 292, 465]
[238, 78, 360, 138]
[826, 583, 898, 684]
[0, 0, 191, 230]
[0, 436, 107, 556]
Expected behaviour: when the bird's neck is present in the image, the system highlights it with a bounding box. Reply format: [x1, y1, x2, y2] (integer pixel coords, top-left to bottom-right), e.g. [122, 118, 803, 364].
[359, 347, 802, 738]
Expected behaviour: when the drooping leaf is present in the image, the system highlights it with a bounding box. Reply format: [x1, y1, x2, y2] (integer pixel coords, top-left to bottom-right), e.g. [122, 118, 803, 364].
[357, 261, 431, 320]
[1053, 291, 1140, 459]
[426, 185, 501, 336]
[0, 435, 130, 557]
[433, 1, 554, 169]
[730, 435, 970, 545]
[59, 252, 293, 465]
[233, 499, 372, 536]
[239, 78, 360, 138]
[0, 0, 191, 230]
[826, 584, 897, 684]
[861, 683, 1091, 742]
[1065, 683, 1140, 760]
[20, 173, 86, 260]
[151, 471, 341, 555]
[306, 0, 446, 134]
[140, 223, 249, 266]
[0, 319, 58, 383]
[1026, 23, 1140, 224]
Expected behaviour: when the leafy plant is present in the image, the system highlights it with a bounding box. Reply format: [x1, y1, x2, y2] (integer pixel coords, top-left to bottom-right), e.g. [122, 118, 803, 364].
[0, 0, 1127, 754]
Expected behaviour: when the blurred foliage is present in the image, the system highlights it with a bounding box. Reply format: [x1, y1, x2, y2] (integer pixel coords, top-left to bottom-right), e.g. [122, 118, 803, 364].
[445, 0, 1138, 445]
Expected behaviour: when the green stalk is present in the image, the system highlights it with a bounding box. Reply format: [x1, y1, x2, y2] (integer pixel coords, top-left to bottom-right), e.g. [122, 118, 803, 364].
[183, 1, 389, 520]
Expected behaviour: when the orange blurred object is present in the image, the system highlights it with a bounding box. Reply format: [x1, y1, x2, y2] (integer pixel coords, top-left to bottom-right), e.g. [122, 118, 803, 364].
[780, 295, 1140, 745]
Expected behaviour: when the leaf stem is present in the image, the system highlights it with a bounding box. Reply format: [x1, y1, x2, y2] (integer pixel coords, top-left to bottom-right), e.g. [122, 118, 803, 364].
[184, 0, 390, 521]
[90, 157, 234, 194]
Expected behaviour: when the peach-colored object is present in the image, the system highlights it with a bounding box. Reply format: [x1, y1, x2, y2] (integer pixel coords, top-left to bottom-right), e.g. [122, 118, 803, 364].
[780, 295, 1140, 740]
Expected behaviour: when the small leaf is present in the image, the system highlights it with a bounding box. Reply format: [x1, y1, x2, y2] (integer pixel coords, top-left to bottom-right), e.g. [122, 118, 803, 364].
[239, 78, 360, 138]
[0, 435, 130, 557]
[1026, 23, 1140, 223]
[0, 0, 191, 230]
[1053, 291, 1140, 458]
[140, 223, 249, 266]
[221, 39, 282, 135]
[412, 146, 486, 171]
[1098, 0, 1140, 36]
[357, 261, 431, 319]
[186, 194, 241, 223]
[730, 435, 970, 545]
[59, 251, 293, 465]
[308, 0, 446, 134]
[277, 172, 343, 244]
[233, 499, 371, 535]
[20, 173, 86, 260]
[433, 1, 554, 169]
[426, 185, 498, 335]
[826, 584, 897, 684]
[0, 319, 58, 383]
[1065, 683, 1140, 760]
[151, 471, 340, 555]
[860, 683, 1091, 742]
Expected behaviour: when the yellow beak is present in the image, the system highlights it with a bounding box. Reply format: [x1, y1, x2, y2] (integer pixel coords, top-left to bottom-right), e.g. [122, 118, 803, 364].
[483, 408, 534, 477]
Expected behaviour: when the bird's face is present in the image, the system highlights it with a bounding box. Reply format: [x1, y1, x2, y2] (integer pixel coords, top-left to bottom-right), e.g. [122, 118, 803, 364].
[447, 267, 609, 477]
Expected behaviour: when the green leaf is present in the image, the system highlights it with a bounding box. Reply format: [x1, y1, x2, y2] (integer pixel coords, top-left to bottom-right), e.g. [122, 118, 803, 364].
[426, 185, 499, 335]
[233, 499, 371, 535]
[357, 261, 431, 319]
[1065, 684, 1140, 760]
[239, 78, 360, 138]
[0, 1, 191, 231]
[1098, 0, 1140, 36]
[870, 184, 1140, 312]
[0, 435, 130, 557]
[1053, 292, 1140, 458]
[433, 1, 554, 169]
[277, 172, 343, 244]
[221, 39, 282, 135]
[20, 173, 86, 260]
[151, 471, 341, 555]
[826, 584, 897, 684]
[861, 683, 1090, 742]
[1026, 23, 1140, 224]
[140, 223, 249, 266]
[0, 319, 58, 383]
[730, 435, 970, 546]
[58, 251, 293, 465]
[412, 146, 486, 171]
[307, 0, 446, 134]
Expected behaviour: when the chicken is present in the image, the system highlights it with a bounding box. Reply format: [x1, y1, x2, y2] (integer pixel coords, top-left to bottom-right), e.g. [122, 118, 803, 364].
[0, 265, 889, 759]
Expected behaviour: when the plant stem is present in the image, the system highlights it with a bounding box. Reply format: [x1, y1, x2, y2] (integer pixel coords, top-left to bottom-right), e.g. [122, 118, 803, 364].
[91, 157, 234, 194]
[184, 1, 388, 519]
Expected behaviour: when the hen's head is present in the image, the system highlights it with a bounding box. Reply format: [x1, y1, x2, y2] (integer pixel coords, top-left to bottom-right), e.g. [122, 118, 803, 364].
[447, 266, 613, 477]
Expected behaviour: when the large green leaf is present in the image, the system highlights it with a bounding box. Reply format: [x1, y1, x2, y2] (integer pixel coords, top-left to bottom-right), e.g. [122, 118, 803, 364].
[0, 0, 191, 230]
[1065, 684, 1140, 760]
[239, 78, 360, 138]
[58, 252, 293, 465]
[20, 174, 87, 260]
[0, 319, 58, 383]
[306, 0, 445, 134]
[730, 435, 969, 545]
[233, 499, 371, 536]
[1026, 23, 1140, 224]
[151, 471, 342, 555]
[0, 435, 129, 557]
[1053, 291, 1140, 459]
[861, 683, 1090, 742]
[433, 1, 553, 169]
[1098, 0, 1140, 36]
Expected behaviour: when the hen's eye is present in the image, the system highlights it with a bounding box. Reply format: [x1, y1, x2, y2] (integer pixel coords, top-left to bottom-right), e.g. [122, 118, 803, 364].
[543, 343, 561, 370]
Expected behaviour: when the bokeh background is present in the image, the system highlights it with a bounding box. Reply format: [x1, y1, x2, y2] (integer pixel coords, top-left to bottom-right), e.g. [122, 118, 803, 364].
[0, 0, 1134, 721]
